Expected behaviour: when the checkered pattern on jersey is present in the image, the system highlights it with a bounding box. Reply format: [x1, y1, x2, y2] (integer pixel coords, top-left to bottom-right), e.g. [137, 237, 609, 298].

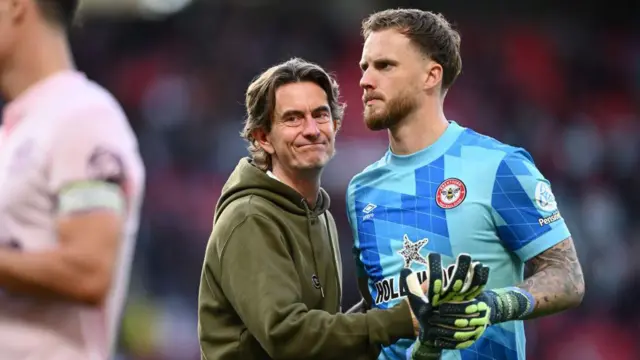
[491, 152, 553, 253]
[353, 156, 453, 292]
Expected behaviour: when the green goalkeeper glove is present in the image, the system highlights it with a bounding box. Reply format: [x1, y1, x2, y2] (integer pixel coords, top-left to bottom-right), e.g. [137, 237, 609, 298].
[428, 255, 491, 350]
[439, 254, 489, 303]
[401, 253, 491, 359]
[476, 287, 536, 324]
[431, 286, 534, 342]
[399, 252, 446, 358]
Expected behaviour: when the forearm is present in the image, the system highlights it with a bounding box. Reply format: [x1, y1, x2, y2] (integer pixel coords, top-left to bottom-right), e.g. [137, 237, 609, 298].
[487, 238, 585, 323]
[225, 273, 415, 358]
[219, 223, 416, 358]
[265, 303, 414, 359]
[517, 255, 585, 318]
[0, 248, 103, 304]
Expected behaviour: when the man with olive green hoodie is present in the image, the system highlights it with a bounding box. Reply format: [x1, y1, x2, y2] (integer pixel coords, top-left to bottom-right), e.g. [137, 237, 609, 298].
[197, 58, 418, 360]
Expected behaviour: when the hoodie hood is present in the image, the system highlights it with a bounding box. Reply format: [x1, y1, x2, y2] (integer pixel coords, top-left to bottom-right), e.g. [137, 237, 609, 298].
[215, 158, 330, 222]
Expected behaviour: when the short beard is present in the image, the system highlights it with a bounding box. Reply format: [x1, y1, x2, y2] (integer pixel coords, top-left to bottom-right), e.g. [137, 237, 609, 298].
[363, 93, 418, 131]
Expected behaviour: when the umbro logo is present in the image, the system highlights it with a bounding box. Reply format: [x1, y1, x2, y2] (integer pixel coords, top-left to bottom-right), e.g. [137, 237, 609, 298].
[363, 203, 376, 221]
[363, 203, 377, 213]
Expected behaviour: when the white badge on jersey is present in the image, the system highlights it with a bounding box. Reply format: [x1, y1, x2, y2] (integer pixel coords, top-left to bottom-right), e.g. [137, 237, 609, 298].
[436, 178, 467, 209]
[534, 181, 557, 212]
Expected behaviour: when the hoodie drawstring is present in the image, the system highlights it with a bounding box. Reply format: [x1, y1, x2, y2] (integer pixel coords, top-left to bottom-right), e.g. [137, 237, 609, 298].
[301, 199, 324, 298]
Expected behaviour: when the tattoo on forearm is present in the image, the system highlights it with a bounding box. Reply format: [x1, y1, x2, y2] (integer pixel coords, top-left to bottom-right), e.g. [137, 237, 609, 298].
[518, 238, 585, 319]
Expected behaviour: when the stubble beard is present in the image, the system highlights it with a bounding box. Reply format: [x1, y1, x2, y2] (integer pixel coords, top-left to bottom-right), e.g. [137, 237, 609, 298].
[363, 93, 418, 131]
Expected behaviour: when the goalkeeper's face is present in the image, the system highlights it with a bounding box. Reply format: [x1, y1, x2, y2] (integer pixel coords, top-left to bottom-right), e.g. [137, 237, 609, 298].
[359, 29, 429, 131]
[260, 81, 337, 173]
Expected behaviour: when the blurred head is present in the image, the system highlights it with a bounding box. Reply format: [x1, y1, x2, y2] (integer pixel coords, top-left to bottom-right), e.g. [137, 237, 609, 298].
[242, 58, 345, 174]
[0, 0, 78, 62]
[359, 9, 462, 130]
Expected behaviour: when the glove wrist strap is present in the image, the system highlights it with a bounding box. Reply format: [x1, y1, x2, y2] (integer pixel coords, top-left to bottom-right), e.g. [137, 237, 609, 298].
[485, 287, 535, 324]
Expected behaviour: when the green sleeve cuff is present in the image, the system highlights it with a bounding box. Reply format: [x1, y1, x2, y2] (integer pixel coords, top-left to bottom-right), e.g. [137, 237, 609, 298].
[366, 300, 415, 345]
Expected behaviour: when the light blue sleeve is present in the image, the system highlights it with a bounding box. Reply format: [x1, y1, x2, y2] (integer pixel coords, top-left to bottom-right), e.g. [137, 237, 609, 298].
[490, 149, 571, 261]
[346, 179, 367, 278]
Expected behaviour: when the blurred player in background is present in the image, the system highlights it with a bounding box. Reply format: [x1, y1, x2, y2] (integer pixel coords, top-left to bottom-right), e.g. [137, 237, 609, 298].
[347, 8, 585, 360]
[0, 1, 145, 359]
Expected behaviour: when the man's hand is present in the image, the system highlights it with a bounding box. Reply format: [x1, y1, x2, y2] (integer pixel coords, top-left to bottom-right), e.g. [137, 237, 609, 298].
[426, 258, 492, 346]
[400, 253, 442, 360]
[440, 257, 489, 303]
[403, 253, 445, 338]
[457, 238, 584, 327]
[401, 253, 491, 359]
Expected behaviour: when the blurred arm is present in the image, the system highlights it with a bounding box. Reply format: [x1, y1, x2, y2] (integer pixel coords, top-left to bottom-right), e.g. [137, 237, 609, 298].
[0, 204, 123, 305]
[0, 106, 136, 306]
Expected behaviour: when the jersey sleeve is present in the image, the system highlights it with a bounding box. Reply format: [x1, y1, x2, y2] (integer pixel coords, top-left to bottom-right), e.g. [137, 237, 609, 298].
[346, 179, 367, 278]
[490, 149, 571, 261]
[47, 105, 139, 215]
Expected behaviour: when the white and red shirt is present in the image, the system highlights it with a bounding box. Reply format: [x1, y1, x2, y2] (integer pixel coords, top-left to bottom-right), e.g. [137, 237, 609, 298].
[0, 71, 145, 360]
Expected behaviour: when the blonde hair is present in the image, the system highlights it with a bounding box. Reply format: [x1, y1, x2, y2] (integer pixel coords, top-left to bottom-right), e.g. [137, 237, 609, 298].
[362, 8, 462, 89]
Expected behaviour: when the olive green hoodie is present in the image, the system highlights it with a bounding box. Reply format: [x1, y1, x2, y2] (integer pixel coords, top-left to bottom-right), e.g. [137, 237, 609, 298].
[198, 158, 414, 360]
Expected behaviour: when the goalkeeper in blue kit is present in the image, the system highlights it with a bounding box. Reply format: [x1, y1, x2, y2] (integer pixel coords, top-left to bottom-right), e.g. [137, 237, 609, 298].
[346, 8, 585, 360]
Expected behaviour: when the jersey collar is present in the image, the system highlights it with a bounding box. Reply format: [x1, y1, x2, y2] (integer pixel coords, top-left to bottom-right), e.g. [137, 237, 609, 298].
[385, 121, 465, 167]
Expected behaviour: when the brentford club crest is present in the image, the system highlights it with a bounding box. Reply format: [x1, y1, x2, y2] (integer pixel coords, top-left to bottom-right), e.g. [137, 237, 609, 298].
[436, 178, 467, 209]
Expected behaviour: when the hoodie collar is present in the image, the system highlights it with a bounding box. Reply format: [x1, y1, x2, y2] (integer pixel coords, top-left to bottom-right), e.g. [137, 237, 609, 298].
[216, 158, 330, 220]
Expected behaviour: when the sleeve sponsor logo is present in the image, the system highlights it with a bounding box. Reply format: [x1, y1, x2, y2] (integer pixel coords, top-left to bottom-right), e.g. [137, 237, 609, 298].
[538, 211, 562, 226]
[534, 181, 557, 212]
[87, 147, 126, 185]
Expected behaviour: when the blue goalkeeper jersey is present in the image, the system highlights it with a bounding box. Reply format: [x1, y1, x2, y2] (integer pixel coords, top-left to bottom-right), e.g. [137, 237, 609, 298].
[346, 121, 571, 360]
